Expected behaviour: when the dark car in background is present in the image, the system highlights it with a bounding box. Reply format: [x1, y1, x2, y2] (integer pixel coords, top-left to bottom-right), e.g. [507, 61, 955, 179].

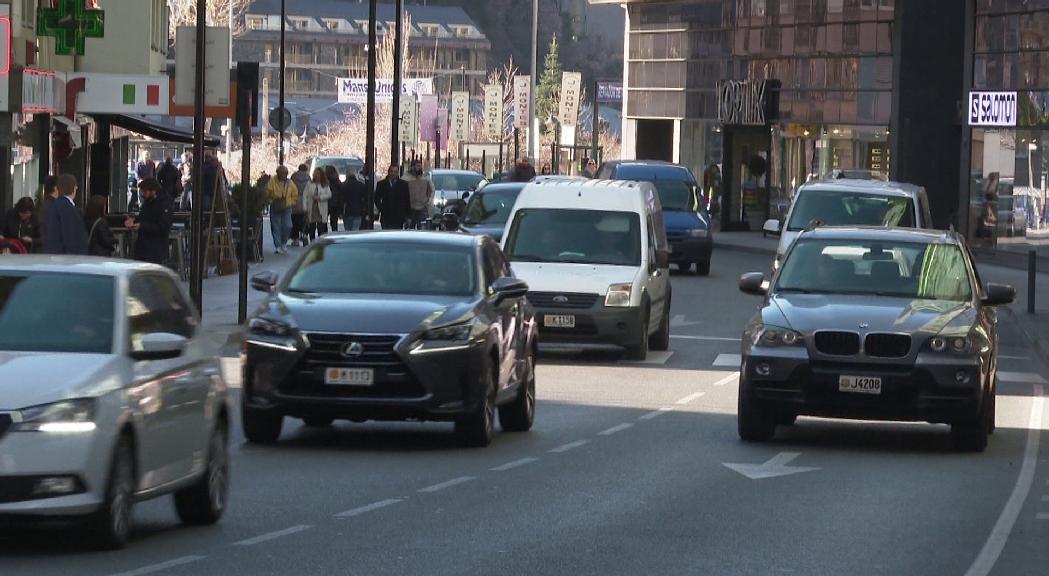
[737, 227, 1014, 451]
[242, 232, 538, 447]
[596, 160, 713, 275]
[309, 156, 365, 182]
[459, 182, 527, 242]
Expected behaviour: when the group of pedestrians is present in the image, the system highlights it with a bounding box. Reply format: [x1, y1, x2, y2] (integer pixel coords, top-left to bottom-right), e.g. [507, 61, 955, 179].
[265, 163, 370, 254]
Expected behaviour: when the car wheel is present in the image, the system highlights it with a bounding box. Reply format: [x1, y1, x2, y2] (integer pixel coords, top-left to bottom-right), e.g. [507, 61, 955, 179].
[456, 360, 497, 447]
[738, 385, 776, 442]
[650, 301, 671, 352]
[696, 260, 711, 276]
[500, 348, 536, 432]
[624, 307, 650, 361]
[951, 390, 991, 452]
[90, 435, 134, 550]
[302, 415, 334, 428]
[174, 423, 229, 525]
[776, 412, 798, 426]
[242, 404, 283, 444]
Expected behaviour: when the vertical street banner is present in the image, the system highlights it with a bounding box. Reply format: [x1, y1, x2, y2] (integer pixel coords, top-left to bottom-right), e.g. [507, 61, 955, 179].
[451, 91, 469, 142]
[484, 84, 503, 141]
[419, 94, 438, 143]
[559, 71, 582, 147]
[513, 75, 530, 130]
[398, 97, 418, 144]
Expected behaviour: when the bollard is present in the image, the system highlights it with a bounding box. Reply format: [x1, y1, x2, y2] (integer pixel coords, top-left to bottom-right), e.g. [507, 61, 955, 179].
[1029, 250, 1036, 314]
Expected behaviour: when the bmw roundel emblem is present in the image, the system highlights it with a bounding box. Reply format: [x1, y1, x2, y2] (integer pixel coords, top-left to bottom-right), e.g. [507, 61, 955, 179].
[552, 295, 570, 304]
[858, 322, 870, 329]
[341, 342, 365, 358]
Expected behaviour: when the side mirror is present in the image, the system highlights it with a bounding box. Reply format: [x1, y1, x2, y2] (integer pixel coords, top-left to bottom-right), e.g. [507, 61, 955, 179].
[251, 271, 279, 293]
[739, 272, 767, 296]
[655, 249, 670, 270]
[982, 283, 1016, 306]
[491, 276, 529, 302]
[763, 219, 782, 237]
[131, 333, 189, 361]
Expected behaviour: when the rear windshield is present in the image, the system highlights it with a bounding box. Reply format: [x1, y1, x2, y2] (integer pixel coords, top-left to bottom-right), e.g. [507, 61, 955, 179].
[787, 189, 916, 231]
[650, 180, 699, 212]
[314, 157, 363, 175]
[433, 173, 484, 192]
[463, 188, 521, 226]
[0, 273, 115, 353]
[505, 209, 642, 267]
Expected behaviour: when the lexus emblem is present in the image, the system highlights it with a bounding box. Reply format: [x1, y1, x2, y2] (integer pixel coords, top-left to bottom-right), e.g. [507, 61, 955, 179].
[552, 295, 569, 304]
[858, 322, 870, 329]
[341, 342, 365, 358]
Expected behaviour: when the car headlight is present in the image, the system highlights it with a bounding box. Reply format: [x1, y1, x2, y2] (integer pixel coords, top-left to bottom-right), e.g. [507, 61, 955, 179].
[422, 321, 474, 342]
[752, 325, 804, 347]
[16, 398, 97, 432]
[605, 283, 633, 307]
[928, 335, 972, 354]
[249, 317, 294, 338]
[688, 228, 709, 238]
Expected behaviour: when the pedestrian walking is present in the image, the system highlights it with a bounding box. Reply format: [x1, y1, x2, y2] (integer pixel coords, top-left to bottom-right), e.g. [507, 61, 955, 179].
[374, 165, 411, 230]
[44, 174, 89, 255]
[202, 152, 223, 213]
[290, 164, 311, 246]
[511, 157, 537, 182]
[157, 156, 180, 202]
[85, 195, 118, 257]
[324, 165, 344, 232]
[126, 178, 173, 265]
[343, 169, 367, 231]
[266, 165, 298, 254]
[303, 168, 332, 243]
[179, 151, 193, 210]
[582, 157, 597, 178]
[132, 150, 156, 210]
[406, 160, 435, 227]
[4, 197, 41, 253]
[37, 175, 60, 242]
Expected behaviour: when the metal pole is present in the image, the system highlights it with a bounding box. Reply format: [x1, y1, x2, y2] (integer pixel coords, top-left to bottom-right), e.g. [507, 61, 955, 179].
[498, 142, 503, 176]
[278, 0, 286, 166]
[238, 88, 252, 324]
[366, 0, 378, 225]
[514, 128, 519, 161]
[481, 150, 487, 178]
[190, 0, 207, 312]
[435, 128, 441, 172]
[1029, 249, 1037, 314]
[391, 0, 403, 166]
[529, 0, 538, 161]
[225, 0, 234, 169]
[591, 79, 600, 165]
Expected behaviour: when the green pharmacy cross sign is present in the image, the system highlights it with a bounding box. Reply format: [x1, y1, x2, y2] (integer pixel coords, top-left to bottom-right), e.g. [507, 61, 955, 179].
[37, 0, 105, 56]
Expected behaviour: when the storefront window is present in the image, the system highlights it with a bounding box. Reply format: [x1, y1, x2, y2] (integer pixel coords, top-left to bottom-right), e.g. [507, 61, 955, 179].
[969, 128, 1049, 248]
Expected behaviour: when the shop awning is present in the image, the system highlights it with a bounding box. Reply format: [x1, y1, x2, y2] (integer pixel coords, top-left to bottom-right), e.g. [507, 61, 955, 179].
[96, 114, 221, 147]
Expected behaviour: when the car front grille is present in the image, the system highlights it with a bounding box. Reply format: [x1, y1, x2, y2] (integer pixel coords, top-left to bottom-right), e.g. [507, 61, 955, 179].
[281, 333, 426, 399]
[0, 413, 11, 442]
[528, 292, 600, 309]
[303, 333, 404, 368]
[865, 333, 912, 358]
[814, 331, 861, 356]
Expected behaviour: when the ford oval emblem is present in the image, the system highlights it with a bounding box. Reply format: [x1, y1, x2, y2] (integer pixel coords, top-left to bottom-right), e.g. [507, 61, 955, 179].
[341, 342, 365, 358]
[552, 295, 570, 304]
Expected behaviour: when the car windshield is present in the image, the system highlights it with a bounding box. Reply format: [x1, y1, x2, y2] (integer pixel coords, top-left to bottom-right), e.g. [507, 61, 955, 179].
[314, 157, 363, 174]
[786, 190, 916, 231]
[775, 239, 973, 302]
[505, 209, 642, 267]
[0, 272, 115, 353]
[432, 172, 484, 192]
[462, 188, 521, 226]
[651, 180, 698, 211]
[286, 242, 476, 296]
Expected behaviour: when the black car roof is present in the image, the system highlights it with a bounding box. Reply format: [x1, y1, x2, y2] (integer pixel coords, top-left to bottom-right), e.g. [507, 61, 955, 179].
[797, 226, 960, 245]
[322, 230, 481, 247]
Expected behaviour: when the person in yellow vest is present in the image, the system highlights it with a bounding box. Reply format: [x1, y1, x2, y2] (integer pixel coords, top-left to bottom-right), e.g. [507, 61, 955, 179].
[266, 165, 300, 255]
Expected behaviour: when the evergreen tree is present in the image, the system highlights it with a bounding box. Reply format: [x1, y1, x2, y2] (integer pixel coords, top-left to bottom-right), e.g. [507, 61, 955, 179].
[535, 34, 562, 124]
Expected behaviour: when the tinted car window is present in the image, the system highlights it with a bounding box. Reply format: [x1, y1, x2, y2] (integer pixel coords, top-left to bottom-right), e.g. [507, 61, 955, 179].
[776, 239, 973, 302]
[313, 157, 363, 175]
[0, 273, 115, 354]
[463, 187, 522, 226]
[287, 242, 477, 296]
[650, 180, 698, 211]
[505, 209, 642, 267]
[786, 189, 916, 231]
[432, 173, 484, 192]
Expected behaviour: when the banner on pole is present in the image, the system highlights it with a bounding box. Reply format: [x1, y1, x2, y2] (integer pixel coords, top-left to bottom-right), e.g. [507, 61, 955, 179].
[513, 75, 530, 130]
[398, 97, 418, 144]
[451, 91, 469, 142]
[483, 84, 503, 141]
[337, 77, 434, 104]
[559, 71, 582, 128]
[597, 82, 623, 103]
[418, 94, 446, 147]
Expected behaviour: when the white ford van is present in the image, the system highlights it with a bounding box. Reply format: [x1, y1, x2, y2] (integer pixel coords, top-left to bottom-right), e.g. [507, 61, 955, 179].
[500, 179, 671, 360]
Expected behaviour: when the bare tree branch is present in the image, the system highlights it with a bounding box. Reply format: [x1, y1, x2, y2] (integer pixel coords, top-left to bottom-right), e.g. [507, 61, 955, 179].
[167, 0, 251, 41]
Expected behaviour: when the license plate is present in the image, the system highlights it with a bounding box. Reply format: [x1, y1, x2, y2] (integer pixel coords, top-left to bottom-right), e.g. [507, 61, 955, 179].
[839, 375, 882, 395]
[324, 367, 375, 386]
[544, 314, 576, 328]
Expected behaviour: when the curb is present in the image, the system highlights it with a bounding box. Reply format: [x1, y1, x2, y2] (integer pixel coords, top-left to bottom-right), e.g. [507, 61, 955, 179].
[1002, 307, 1049, 369]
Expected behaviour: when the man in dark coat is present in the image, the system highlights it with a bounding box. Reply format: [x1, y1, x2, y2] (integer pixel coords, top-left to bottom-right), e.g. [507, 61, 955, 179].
[342, 170, 367, 231]
[157, 156, 180, 202]
[127, 178, 173, 265]
[44, 174, 89, 255]
[374, 165, 411, 230]
[511, 157, 537, 182]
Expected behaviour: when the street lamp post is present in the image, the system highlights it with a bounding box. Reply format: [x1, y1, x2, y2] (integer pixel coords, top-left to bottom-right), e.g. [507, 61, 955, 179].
[460, 65, 466, 92]
[278, 0, 286, 166]
[190, 0, 207, 311]
[529, 0, 538, 162]
[391, 0, 403, 167]
[365, 0, 378, 226]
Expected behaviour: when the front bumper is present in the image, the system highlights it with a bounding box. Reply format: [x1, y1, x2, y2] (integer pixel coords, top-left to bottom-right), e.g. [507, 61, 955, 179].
[667, 236, 713, 264]
[535, 305, 646, 352]
[740, 347, 986, 424]
[243, 333, 489, 422]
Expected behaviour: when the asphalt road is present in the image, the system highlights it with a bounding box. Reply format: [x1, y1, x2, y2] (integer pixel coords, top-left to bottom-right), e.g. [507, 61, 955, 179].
[2, 247, 1048, 576]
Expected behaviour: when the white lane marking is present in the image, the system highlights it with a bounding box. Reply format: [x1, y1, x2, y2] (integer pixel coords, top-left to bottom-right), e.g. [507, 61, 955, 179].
[999, 355, 1031, 360]
[639, 406, 675, 420]
[964, 385, 1045, 576]
[675, 391, 706, 405]
[713, 353, 742, 367]
[234, 525, 313, 546]
[998, 371, 1049, 384]
[417, 476, 475, 493]
[335, 498, 404, 518]
[723, 452, 820, 480]
[549, 439, 590, 453]
[670, 334, 742, 342]
[670, 315, 702, 328]
[622, 351, 674, 365]
[713, 372, 740, 387]
[598, 423, 634, 436]
[108, 556, 207, 576]
[490, 457, 540, 472]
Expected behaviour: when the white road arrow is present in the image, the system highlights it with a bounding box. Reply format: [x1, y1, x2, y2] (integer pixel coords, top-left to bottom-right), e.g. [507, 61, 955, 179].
[670, 314, 703, 328]
[723, 452, 820, 480]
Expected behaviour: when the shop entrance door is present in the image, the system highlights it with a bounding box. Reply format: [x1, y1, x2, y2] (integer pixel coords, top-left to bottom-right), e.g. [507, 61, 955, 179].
[721, 127, 770, 231]
[636, 120, 674, 161]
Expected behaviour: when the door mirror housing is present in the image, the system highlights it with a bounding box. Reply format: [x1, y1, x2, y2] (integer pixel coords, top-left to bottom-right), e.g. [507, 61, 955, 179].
[251, 271, 279, 293]
[130, 333, 189, 361]
[654, 249, 670, 270]
[763, 219, 782, 237]
[491, 276, 529, 303]
[739, 272, 768, 296]
[982, 283, 1016, 306]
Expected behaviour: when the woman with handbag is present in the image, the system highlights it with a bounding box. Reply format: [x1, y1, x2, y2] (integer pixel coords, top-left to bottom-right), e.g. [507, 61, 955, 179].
[85, 195, 118, 257]
[303, 168, 332, 243]
[265, 165, 299, 255]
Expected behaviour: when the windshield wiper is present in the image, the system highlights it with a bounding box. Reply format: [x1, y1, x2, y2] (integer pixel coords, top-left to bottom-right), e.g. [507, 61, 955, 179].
[511, 255, 555, 263]
[775, 287, 816, 294]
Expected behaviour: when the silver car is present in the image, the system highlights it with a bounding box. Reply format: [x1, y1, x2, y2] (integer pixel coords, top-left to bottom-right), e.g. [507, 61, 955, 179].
[0, 258, 230, 548]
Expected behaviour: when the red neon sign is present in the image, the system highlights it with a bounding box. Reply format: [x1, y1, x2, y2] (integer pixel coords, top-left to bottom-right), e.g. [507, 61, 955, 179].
[0, 16, 10, 76]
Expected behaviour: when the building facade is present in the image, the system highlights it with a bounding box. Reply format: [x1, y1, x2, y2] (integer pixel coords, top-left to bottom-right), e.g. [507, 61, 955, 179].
[236, 0, 491, 99]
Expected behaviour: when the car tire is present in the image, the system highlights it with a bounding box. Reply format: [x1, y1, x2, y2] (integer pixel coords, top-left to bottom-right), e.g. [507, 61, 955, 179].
[456, 360, 497, 447]
[650, 301, 671, 352]
[500, 348, 536, 432]
[696, 260, 711, 276]
[90, 435, 135, 550]
[302, 415, 334, 428]
[738, 385, 776, 442]
[624, 307, 650, 361]
[242, 404, 283, 444]
[951, 390, 991, 452]
[775, 412, 798, 426]
[174, 423, 229, 526]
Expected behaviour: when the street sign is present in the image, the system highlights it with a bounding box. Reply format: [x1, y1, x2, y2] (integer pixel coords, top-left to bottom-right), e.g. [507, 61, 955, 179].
[969, 91, 1017, 127]
[451, 91, 469, 142]
[174, 26, 231, 107]
[513, 75, 530, 130]
[398, 99, 418, 144]
[483, 84, 503, 141]
[269, 106, 292, 133]
[597, 82, 623, 103]
[337, 77, 434, 104]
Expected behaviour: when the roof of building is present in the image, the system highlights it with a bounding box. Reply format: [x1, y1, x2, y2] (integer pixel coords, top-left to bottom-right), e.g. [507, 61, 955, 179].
[247, 0, 479, 28]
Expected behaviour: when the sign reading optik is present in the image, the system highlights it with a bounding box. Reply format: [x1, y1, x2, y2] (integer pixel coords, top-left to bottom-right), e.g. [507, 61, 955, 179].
[969, 91, 1017, 127]
[718, 80, 768, 126]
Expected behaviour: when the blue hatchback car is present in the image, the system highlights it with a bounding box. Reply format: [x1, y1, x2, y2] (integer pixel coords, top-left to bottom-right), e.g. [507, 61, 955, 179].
[595, 161, 713, 275]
